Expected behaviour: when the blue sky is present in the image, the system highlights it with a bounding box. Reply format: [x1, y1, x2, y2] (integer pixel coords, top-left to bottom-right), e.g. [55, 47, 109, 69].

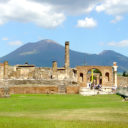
[0, 0, 128, 57]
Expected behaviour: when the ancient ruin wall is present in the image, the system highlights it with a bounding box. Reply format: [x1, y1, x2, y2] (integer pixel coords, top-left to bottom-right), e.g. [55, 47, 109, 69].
[117, 76, 128, 86]
[10, 86, 58, 94]
[76, 66, 114, 87]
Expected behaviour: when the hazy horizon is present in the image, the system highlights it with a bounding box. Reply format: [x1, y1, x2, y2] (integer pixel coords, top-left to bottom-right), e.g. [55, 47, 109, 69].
[0, 39, 128, 58]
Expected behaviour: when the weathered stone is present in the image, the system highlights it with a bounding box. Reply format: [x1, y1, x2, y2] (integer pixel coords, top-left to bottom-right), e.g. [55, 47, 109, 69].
[65, 41, 70, 69]
[0, 41, 124, 96]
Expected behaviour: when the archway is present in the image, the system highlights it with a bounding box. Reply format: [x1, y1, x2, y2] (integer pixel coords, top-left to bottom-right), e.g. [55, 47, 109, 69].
[87, 68, 102, 87]
[76, 65, 113, 87]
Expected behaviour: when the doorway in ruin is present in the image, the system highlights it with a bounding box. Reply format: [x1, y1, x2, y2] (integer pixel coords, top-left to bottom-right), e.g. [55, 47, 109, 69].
[87, 68, 102, 86]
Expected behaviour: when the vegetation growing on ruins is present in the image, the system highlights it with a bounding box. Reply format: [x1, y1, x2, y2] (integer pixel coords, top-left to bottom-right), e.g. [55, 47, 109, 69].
[0, 94, 128, 128]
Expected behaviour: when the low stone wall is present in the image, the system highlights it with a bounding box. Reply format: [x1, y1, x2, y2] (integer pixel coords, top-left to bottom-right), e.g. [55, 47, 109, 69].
[118, 76, 128, 86]
[0, 79, 79, 95]
[10, 86, 80, 94]
[8, 79, 65, 86]
[10, 86, 58, 94]
[66, 86, 79, 94]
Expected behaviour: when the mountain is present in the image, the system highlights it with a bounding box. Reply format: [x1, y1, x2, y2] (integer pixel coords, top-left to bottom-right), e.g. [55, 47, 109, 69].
[0, 39, 128, 72]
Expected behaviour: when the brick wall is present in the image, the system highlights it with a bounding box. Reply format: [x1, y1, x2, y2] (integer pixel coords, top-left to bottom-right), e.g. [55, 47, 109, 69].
[9, 86, 80, 94]
[10, 86, 58, 94]
[66, 86, 79, 94]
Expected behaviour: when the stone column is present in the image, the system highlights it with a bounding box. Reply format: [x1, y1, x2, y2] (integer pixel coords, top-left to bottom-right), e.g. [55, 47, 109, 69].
[52, 61, 57, 72]
[52, 61, 57, 79]
[112, 62, 118, 88]
[4, 61, 8, 79]
[65, 41, 70, 69]
[3, 61, 10, 97]
[83, 72, 87, 87]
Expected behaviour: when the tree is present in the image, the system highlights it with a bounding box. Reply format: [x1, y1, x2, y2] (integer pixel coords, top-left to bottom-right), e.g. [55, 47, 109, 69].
[93, 69, 102, 76]
[122, 71, 128, 77]
[123, 71, 126, 76]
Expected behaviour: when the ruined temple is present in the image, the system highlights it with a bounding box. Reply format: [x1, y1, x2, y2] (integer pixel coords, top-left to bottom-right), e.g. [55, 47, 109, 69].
[0, 41, 126, 97]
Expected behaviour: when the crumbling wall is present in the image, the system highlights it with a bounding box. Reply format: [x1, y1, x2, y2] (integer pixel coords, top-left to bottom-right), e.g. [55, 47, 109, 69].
[117, 76, 128, 86]
[10, 86, 80, 94]
[7, 65, 77, 81]
[0, 65, 4, 79]
[7, 79, 67, 86]
[55, 68, 77, 81]
[8, 66, 53, 80]
[76, 66, 113, 87]
[7, 79, 78, 94]
[66, 86, 79, 94]
[10, 86, 58, 94]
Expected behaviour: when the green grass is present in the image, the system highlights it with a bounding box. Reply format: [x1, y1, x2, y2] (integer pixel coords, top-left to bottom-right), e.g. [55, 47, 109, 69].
[0, 94, 128, 128]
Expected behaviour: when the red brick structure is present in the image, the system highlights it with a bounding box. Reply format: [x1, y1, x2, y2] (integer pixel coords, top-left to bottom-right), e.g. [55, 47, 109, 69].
[76, 65, 113, 87]
[10, 86, 58, 94]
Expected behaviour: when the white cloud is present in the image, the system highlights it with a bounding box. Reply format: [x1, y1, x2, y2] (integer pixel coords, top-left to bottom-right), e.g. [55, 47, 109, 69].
[0, 0, 100, 28]
[33, 0, 128, 17]
[2, 37, 8, 40]
[96, 0, 128, 22]
[108, 40, 128, 47]
[0, 0, 65, 28]
[77, 17, 97, 28]
[96, 4, 105, 12]
[8, 40, 23, 46]
[111, 16, 123, 23]
[29, 0, 99, 15]
[0, 0, 128, 28]
[96, 0, 128, 15]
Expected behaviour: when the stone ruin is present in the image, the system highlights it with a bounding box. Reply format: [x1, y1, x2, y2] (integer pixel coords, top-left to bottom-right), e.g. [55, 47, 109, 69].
[0, 41, 126, 96]
[116, 86, 128, 101]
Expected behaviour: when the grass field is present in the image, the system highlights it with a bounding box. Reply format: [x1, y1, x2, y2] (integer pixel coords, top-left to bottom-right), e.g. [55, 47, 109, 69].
[0, 94, 128, 128]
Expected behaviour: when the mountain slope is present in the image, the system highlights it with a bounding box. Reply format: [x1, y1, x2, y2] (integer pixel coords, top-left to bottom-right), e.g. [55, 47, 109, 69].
[0, 39, 128, 72]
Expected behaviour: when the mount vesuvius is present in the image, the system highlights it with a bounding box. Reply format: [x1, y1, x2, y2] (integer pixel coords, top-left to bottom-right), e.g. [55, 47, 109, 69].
[0, 39, 128, 72]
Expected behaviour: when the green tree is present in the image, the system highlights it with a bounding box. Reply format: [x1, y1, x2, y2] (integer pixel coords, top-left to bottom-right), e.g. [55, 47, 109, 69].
[122, 71, 128, 77]
[123, 71, 126, 76]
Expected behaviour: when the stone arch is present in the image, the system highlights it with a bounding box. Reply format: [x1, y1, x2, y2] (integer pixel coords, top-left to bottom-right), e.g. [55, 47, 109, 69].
[76, 65, 113, 87]
[87, 68, 102, 75]
[87, 68, 102, 85]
